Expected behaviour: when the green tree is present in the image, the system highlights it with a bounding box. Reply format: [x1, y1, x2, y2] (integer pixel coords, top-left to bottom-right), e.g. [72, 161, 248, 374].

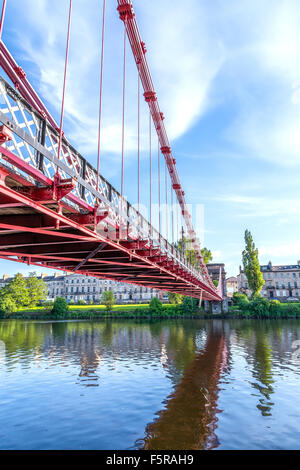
[26, 272, 47, 306]
[176, 237, 212, 267]
[201, 247, 213, 264]
[1, 273, 30, 309]
[149, 297, 163, 315]
[101, 290, 115, 312]
[181, 296, 198, 314]
[168, 292, 183, 304]
[242, 230, 264, 296]
[0, 294, 17, 315]
[52, 297, 69, 317]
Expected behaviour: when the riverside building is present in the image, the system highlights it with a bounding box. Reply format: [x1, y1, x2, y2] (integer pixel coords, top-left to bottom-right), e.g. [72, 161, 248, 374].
[0, 273, 168, 304]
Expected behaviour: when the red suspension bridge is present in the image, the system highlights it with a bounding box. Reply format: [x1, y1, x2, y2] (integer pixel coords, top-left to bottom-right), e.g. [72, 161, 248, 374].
[0, 0, 222, 302]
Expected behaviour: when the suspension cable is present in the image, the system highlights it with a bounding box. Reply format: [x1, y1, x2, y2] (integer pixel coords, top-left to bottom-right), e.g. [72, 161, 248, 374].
[96, 0, 106, 192]
[165, 162, 168, 242]
[56, 0, 72, 168]
[171, 184, 174, 246]
[137, 71, 140, 217]
[158, 138, 161, 241]
[0, 0, 7, 42]
[149, 111, 152, 232]
[120, 19, 127, 219]
[176, 200, 179, 248]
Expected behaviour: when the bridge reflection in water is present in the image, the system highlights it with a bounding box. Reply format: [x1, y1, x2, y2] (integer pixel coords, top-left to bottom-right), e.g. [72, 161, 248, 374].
[0, 319, 299, 450]
[140, 321, 229, 450]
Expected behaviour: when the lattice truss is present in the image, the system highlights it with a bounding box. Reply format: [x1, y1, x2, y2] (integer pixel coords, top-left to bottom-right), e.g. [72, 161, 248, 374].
[0, 78, 133, 229]
[0, 75, 210, 286]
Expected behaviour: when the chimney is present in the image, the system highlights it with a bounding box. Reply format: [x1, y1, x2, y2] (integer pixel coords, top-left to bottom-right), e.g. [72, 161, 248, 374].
[54, 272, 61, 278]
[3, 274, 9, 281]
[41, 273, 47, 279]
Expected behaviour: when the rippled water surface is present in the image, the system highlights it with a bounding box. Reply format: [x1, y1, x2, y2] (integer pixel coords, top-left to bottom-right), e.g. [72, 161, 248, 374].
[0, 319, 300, 450]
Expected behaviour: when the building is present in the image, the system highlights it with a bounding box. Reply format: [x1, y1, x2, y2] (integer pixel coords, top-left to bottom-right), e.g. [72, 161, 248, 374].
[207, 263, 227, 297]
[237, 266, 251, 297]
[237, 260, 300, 302]
[226, 276, 238, 298]
[236, 266, 252, 297]
[0, 273, 169, 304]
[205, 263, 228, 313]
[260, 261, 300, 301]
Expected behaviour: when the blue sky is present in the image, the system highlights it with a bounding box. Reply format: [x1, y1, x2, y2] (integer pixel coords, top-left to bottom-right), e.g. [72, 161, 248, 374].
[1, 0, 300, 278]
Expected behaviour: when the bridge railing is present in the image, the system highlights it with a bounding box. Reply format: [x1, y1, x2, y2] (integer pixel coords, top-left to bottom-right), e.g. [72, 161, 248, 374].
[0, 75, 205, 284]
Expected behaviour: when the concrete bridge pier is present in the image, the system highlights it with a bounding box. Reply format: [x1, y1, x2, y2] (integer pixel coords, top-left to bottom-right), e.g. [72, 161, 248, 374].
[204, 300, 228, 314]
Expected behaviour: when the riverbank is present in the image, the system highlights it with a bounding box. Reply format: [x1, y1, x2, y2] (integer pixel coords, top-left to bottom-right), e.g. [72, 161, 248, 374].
[2, 309, 300, 321]
[0, 305, 208, 320]
[2, 297, 300, 321]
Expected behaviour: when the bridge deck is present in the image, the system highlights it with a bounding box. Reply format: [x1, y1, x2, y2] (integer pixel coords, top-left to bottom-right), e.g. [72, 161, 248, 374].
[0, 74, 221, 301]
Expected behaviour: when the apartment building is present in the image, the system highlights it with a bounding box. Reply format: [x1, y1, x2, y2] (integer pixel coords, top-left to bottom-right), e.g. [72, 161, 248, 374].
[0, 272, 169, 304]
[260, 261, 300, 301]
[237, 261, 300, 301]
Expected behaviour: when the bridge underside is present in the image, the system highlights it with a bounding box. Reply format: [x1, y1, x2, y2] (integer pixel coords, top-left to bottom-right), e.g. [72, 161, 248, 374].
[0, 164, 219, 301]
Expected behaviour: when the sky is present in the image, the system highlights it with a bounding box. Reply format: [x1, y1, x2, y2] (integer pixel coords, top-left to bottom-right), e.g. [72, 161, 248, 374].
[0, 0, 300, 278]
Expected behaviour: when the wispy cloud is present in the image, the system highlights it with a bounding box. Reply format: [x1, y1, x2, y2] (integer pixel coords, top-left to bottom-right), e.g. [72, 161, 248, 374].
[260, 243, 300, 258]
[212, 194, 300, 218]
[7, 0, 225, 161]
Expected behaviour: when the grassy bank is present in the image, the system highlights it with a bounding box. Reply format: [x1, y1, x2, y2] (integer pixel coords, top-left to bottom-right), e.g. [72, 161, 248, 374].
[230, 294, 300, 318]
[1, 303, 208, 320]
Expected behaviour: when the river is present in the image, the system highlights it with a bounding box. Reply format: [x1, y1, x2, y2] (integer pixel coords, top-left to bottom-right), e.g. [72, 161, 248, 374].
[0, 319, 299, 450]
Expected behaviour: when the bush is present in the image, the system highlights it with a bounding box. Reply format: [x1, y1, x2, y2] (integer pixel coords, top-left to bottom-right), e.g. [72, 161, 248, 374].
[269, 300, 281, 317]
[52, 297, 69, 317]
[232, 292, 250, 311]
[281, 303, 300, 317]
[181, 296, 199, 315]
[149, 297, 163, 315]
[248, 295, 270, 318]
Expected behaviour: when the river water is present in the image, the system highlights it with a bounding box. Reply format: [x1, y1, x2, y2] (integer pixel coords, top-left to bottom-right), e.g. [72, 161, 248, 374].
[0, 319, 299, 450]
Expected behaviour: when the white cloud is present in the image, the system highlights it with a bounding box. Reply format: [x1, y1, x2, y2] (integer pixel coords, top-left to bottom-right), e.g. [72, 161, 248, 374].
[212, 250, 222, 260]
[8, 0, 226, 160]
[220, 0, 300, 166]
[260, 243, 300, 258]
[213, 194, 300, 218]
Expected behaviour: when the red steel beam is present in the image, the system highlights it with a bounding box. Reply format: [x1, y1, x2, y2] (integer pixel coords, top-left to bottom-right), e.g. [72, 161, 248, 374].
[116, 0, 217, 292]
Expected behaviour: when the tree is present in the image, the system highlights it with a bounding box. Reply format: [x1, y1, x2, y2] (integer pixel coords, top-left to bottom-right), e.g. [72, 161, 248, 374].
[201, 247, 213, 265]
[149, 297, 163, 315]
[52, 297, 69, 317]
[1, 273, 30, 309]
[167, 292, 183, 304]
[181, 296, 198, 314]
[101, 290, 115, 312]
[176, 237, 213, 267]
[26, 273, 47, 306]
[0, 294, 17, 315]
[242, 229, 264, 296]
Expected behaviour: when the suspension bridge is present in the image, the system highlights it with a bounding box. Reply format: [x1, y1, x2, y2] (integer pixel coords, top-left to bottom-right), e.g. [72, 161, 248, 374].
[0, 0, 222, 302]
